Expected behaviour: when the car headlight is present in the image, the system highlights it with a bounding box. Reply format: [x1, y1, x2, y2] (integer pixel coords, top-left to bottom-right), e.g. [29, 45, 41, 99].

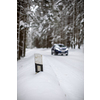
[55, 48, 60, 51]
[66, 48, 68, 51]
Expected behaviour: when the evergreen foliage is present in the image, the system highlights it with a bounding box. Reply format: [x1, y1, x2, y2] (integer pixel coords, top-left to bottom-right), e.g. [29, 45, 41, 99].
[17, 0, 84, 60]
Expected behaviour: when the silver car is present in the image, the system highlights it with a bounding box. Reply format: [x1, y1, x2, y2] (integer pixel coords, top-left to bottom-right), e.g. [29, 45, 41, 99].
[51, 44, 68, 56]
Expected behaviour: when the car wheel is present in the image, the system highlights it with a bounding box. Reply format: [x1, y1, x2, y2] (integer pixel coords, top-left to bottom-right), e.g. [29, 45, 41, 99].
[66, 51, 68, 56]
[66, 54, 68, 56]
[54, 52, 58, 55]
[51, 52, 53, 55]
[51, 50, 53, 55]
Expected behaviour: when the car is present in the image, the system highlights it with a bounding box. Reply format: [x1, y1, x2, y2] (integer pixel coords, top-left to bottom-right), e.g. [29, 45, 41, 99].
[51, 44, 68, 56]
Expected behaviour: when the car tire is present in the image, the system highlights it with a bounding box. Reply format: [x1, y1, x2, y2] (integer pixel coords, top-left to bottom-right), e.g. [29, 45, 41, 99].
[51, 50, 53, 55]
[51, 52, 53, 55]
[66, 54, 68, 56]
[54, 52, 58, 55]
[66, 51, 68, 56]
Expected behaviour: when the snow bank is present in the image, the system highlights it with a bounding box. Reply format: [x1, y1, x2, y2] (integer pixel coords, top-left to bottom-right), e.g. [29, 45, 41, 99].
[17, 48, 84, 100]
[17, 72, 66, 100]
[17, 51, 66, 100]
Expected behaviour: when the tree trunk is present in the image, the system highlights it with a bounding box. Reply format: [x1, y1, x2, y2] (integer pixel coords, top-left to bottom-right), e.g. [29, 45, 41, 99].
[24, 28, 26, 56]
[17, 1, 20, 60]
[73, 0, 76, 49]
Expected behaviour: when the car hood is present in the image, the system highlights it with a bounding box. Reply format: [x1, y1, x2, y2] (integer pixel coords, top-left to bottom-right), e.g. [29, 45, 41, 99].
[59, 47, 67, 50]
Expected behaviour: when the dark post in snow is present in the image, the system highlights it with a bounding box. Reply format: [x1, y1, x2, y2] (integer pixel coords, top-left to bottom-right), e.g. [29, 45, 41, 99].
[34, 54, 43, 73]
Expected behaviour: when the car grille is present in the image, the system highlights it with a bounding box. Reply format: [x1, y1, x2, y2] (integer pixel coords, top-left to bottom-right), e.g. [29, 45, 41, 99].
[61, 48, 66, 50]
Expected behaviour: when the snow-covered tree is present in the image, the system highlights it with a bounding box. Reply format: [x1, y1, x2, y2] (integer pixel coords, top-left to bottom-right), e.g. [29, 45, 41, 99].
[17, 0, 84, 59]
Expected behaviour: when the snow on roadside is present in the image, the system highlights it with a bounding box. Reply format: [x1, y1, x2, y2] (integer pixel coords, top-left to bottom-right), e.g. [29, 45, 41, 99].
[17, 48, 66, 100]
[17, 48, 84, 100]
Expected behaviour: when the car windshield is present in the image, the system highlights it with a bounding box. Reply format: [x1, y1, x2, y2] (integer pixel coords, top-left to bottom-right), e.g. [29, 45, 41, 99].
[58, 44, 65, 47]
[55, 45, 59, 48]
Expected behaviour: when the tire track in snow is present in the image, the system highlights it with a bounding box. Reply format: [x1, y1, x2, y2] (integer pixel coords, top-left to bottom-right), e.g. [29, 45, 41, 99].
[43, 55, 69, 99]
[43, 54, 84, 100]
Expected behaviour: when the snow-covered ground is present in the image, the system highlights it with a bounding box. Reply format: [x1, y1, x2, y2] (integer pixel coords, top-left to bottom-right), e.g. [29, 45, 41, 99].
[17, 47, 84, 100]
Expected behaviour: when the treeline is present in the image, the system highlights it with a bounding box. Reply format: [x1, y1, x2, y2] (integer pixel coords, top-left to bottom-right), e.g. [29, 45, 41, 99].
[17, 0, 31, 60]
[17, 0, 84, 60]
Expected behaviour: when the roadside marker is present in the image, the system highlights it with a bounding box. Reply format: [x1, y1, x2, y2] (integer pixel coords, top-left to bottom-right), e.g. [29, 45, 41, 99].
[34, 53, 43, 73]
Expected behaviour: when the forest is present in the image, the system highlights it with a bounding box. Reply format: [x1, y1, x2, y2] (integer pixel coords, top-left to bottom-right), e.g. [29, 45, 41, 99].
[17, 0, 84, 60]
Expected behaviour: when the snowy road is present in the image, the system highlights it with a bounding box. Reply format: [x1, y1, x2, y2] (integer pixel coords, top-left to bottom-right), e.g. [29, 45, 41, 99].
[43, 49, 84, 100]
[17, 48, 84, 100]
